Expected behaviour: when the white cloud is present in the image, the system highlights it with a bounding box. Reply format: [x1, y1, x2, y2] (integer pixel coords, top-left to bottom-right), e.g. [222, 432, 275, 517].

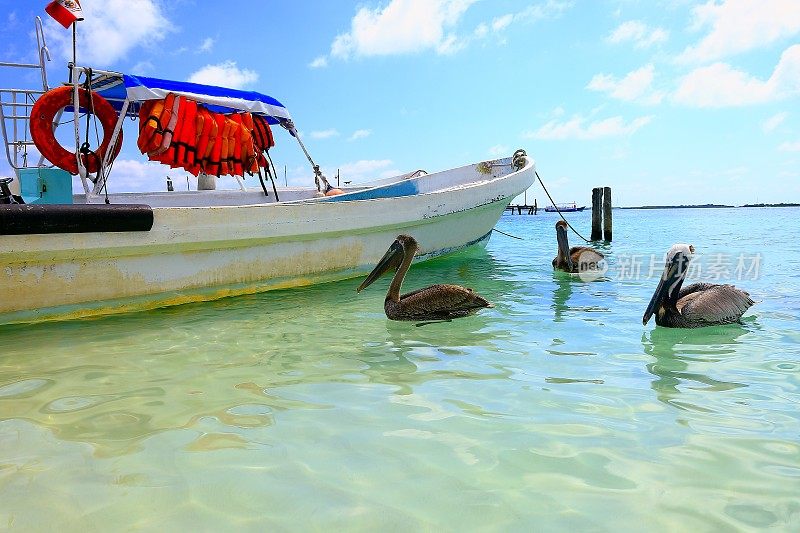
[309, 56, 328, 68]
[349, 129, 371, 141]
[778, 140, 800, 152]
[488, 145, 509, 157]
[46, 0, 169, 67]
[524, 114, 653, 140]
[131, 61, 154, 75]
[436, 33, 466, 55]
[330, 0, 477, 59]
[310, 129, 340, 139]
[492, 14, 513, 32]
[763, 112, 788, 133]
[106, 159, 249, 193]
[587, 64, 664, 104]
[105, 159, 190, 193]
[199, 37, 215, 53]
[673, 44, 800, 107]
[476, 1, 572, 40]
[334, 159, 399, 182]
[607, 20, 669, 48]
[679, 0, 800, 63]
[513, 1, 573, 24]
[188, 61, 258, 89]
[322, 0, 570, 62]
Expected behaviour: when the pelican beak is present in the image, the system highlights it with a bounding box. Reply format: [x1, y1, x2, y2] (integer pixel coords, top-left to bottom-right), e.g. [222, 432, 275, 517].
[642, 254, 687, 325]
[357, 240, 404, 292]
[556, 224, 573, 270]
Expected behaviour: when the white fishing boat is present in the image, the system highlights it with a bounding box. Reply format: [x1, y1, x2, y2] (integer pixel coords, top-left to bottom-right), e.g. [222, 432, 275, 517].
[0, 19, 535, 325]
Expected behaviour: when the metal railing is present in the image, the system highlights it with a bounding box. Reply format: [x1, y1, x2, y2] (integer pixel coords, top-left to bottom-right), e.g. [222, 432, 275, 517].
[0, 17, 52, 170]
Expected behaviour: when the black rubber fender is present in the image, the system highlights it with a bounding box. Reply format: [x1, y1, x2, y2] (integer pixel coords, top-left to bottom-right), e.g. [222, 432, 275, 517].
[0, 204, 154, 235]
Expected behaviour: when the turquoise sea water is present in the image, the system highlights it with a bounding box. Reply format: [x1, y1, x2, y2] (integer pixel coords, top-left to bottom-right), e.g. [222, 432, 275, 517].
[1, 207, 798, 531]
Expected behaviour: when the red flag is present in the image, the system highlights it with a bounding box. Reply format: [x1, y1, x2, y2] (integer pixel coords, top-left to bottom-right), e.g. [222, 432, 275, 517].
[45, 0, 84, 29]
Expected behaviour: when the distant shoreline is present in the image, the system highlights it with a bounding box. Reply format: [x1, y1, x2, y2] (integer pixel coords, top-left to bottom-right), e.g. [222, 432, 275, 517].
[616, 203, 800, 210]
[507, 203, 800, 211]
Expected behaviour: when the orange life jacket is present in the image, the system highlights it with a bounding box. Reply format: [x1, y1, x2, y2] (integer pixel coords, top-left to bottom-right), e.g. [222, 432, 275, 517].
[206, 113, 227, 176]
[151, 95, 183, 167]
[251, 114, 275, 152]
[191, 107, 217, 175]
[137, 95, 276, 178]
[148, 94, 181, 157]
[234, 113, 258, 173]
[251, 114, 274, 170]
[174, 98, 197, 167]
[137, 97, 171, 154]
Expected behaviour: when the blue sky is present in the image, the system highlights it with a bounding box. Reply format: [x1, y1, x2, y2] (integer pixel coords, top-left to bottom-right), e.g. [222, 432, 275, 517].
[1, 0, 799, 206]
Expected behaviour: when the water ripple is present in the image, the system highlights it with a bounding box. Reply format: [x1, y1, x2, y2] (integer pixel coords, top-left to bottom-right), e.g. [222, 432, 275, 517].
[0, 209, 799, 530]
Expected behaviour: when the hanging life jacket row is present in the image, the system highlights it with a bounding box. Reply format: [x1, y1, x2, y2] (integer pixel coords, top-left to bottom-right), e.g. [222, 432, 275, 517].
[136, 93, 275, 177]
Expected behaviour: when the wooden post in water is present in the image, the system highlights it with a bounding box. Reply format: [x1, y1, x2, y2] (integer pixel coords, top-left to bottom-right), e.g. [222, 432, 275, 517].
[534, 198, 538, 215]
[603, 186, 612, 241]
[591, 187, 603, 241]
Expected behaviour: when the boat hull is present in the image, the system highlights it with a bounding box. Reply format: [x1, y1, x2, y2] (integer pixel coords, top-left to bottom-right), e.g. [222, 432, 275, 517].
[1, 157, 534, 324]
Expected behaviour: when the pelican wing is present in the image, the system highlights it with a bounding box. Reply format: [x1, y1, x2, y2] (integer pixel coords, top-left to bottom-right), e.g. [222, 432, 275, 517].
[400, 284, 492, 319]
[677, 283, 754, 325]
[677, 282, 717, 299]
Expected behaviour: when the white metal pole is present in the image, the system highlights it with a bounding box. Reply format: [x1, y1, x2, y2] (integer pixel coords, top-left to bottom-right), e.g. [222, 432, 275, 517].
[70, 22, 90, 198]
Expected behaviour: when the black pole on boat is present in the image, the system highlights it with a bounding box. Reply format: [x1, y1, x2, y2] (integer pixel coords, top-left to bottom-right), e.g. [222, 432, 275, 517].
[266, 151, 280, 202]
[256, 166, 270, 197]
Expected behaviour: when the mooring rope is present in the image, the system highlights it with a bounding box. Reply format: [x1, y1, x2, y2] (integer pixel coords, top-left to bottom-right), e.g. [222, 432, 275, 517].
[492, 228, 524, 240]
[535, 170, 591, 243]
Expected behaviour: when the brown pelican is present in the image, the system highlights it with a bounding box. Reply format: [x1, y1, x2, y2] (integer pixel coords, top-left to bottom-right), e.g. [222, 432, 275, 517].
[357, 234, 493, 321]
[643, 244, 754, 328]
[552, 220, 605, 273]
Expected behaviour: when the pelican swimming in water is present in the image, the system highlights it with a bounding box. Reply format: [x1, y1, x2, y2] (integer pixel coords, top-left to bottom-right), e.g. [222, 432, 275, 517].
[643, 243, 754, 328]
[552, 220, 605, 274]
[357, 234, 493, 321]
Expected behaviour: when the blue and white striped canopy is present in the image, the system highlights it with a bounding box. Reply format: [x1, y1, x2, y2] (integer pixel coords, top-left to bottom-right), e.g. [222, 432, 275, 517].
[90, 72, 292, 125]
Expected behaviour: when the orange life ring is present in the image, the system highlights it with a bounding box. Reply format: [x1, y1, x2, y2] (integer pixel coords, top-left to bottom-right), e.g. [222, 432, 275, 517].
[30, 86, 122, 175]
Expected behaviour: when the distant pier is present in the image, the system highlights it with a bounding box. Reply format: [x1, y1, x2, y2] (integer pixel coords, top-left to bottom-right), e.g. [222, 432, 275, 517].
[505, 203, 538, 215]
[506, 198, 537, 215]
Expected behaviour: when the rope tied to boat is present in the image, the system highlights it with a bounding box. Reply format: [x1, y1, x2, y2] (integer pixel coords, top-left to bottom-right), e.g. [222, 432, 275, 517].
[536, 170, 590, 243]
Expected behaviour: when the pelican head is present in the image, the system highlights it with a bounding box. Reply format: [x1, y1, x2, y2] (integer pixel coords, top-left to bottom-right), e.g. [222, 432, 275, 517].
[643, 243, 695, 325]
[555, 220, 573, 271]
[357, 235, 418, 292]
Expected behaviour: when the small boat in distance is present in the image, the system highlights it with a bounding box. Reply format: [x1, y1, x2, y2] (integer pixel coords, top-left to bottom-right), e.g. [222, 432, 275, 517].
[544, 202, 585, 213]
